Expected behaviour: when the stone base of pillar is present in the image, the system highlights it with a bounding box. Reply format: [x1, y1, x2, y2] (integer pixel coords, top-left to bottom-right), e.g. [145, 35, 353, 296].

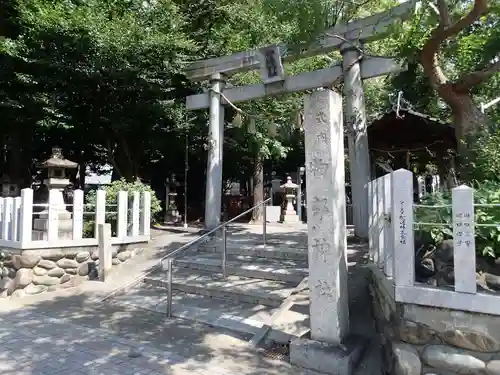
[289, 335, 369, 375]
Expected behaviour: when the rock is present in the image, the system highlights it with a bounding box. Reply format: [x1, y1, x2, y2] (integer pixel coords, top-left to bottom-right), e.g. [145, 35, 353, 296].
[0, 290, 7, 298]
[112, 258, 121, 265]
[8, 267, 16, 279]
[12, 254, 40, 269]
[117, 251, 131, 262]
[57, 258, 80, 269]
[24, 284, 48, 295]
[393, 343, 421, 375]
[421, 345, 485, 373]
[33, 275, 60, 286]
[128, 347, 143, 358]
[23, 249, 63, 261]
[60, 274, 71, 284]
[75, 252, 90, 263]
[14, 268, 33, 289]
[394, 320, 437, 345]
[438, 328, 500, 353]
[66, 268, 77, 275]
[47, 267, 65, 278]
[91, 252, 99, 261]
[33, 266, 48, 276]
[0, 276, 12, 290]
[485, 273, 500, 290]
[38, 259, 57, 269]
[78, 262, 91, 276]
[487, 360, 500, 375]
[11, 289, 25, 298]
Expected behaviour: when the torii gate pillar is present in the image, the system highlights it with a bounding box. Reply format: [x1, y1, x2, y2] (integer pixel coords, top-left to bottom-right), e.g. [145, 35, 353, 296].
[342, 44, 371, 239]
[205, 73, 225, 230]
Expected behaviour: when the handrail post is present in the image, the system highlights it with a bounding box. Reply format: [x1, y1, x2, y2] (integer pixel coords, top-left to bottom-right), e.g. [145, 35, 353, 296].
[167, 259, 173, 317]
[222, 226, 227, 278]
[262, 201, 267, 245]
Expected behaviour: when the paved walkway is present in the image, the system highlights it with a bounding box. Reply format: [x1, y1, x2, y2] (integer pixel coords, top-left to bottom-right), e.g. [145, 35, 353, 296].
[0, 225, 378, 375]
[0, 228, 311, 375]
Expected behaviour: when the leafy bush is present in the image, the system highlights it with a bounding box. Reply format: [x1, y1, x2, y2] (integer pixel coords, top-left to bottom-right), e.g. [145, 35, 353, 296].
[84, 179, 162, 236]
[415, 181, 500, 258]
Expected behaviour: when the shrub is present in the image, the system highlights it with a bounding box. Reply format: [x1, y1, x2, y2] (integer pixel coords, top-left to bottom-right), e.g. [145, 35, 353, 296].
[84, 179, 162, 236]
[415, 181, 500, 258]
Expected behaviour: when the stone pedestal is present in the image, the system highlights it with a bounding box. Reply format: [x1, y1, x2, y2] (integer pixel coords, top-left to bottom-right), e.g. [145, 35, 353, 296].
[165, 193, 181, 223]
[290, 89, 366, 375]
[33, 184, 72, 241]
[282, 194, 299, 223]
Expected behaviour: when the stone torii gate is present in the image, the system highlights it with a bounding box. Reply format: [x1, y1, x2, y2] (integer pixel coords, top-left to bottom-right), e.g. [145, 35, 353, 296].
[184, 3, 415, 374]
[185, 1, 414, 239]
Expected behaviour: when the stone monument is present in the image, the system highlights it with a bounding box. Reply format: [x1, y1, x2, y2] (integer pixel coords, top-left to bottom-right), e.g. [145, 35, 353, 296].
[33, 148, 78, 240]
[280, 176, 299, 223]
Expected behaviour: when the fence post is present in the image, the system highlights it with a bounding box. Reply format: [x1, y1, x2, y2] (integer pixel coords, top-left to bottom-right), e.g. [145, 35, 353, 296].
[0, 197, 4, 227]
[131, 191, 140, 237]
[141, 191, 151, 237]
[452, 185, 476, 294]
[117, 191, 128, 238]
[95, 190, 106, 238]
[19, 188, 33, 246]
[391, 169, 415, 287]
[73, 189, 84, 240]
[382, 173, 394, 278]
[368, 178, 376, 263]
[12, 197, 21, 242]
[47, 190, 59, 241]
[98, 223, 112, 281]
[2, 198, 13, 240]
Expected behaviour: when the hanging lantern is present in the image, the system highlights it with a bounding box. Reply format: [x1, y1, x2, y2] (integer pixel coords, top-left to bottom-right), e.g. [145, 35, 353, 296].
[231, 112, 242, 128]
[247, 118, 256, 134]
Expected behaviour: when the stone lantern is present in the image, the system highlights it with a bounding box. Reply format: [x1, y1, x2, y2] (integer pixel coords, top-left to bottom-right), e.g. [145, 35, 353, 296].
[280, 176, 299, 223]
[0, 174, 19, 197]
[33, 148, 78, 240]
[165, 174, 181, 223]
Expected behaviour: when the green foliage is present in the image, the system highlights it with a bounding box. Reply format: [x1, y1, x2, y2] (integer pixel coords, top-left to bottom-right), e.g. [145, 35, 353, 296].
[86, 179, 162, 220]
[84, 179, 161, 236]
[415, 182, 500, 258]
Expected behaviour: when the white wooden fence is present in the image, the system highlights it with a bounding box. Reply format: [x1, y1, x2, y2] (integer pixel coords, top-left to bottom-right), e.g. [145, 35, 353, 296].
[369, 168, 500, 316]
[0, 188, 151, 249]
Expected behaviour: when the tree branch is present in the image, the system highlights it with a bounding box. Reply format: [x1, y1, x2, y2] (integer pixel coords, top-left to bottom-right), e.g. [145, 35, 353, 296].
[454, 58, 500, 92]
[436, 0, 451, 27]
[420, 0, 490, 88]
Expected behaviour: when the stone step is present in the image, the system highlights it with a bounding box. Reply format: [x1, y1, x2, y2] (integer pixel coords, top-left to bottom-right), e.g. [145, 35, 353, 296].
[174, 253, 308, 283]
[111, 283, 276, 336]
[197, 241, 308, 261]
[143, 268, 297, 307]
[111, 282, 310, 343]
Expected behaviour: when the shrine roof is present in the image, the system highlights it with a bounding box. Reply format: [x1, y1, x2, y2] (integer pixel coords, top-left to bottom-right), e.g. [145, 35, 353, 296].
[367, 108, 456, 153]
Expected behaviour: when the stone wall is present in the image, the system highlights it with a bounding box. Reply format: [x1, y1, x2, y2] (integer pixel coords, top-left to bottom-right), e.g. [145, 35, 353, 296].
[0, 243, 144, 298]
[370, 271, 500, 375]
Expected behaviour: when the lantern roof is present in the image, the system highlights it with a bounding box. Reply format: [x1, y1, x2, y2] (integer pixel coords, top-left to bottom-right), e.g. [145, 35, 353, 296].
[39, 148, 78, 169]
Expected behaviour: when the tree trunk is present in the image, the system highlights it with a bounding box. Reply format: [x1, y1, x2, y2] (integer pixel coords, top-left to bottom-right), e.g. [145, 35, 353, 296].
[437, 87, 490, 181]
[251, 155, 264, 222]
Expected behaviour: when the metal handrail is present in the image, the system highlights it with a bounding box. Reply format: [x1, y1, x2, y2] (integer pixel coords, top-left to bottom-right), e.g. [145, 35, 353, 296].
[164, 197, 271, 317]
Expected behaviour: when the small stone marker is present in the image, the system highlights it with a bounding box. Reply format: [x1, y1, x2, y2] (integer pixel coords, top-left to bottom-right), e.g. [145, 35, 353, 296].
[98, 223, 112, 282]
[452, 185, 476, 294]
[303, 89, 349, 344]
